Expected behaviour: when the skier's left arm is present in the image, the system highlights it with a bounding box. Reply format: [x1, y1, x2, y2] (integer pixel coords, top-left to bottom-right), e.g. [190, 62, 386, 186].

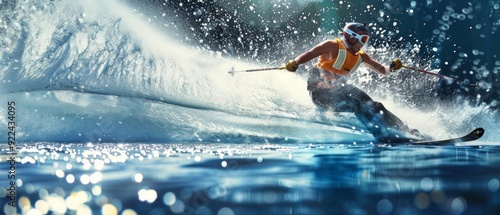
[361, 53, 402, 75]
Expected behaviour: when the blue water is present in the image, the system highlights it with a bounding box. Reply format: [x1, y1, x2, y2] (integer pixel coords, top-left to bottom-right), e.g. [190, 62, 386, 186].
[2, 143, 500, 215]
[1, 0, 499, 214]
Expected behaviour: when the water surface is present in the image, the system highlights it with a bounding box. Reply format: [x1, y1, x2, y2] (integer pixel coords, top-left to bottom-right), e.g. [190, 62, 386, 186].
[2, 142, 500, 215]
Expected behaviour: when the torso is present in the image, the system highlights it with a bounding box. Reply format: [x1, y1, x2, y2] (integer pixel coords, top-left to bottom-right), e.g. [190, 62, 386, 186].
[310, 38, 364, 89]
[317, 38, 364, 76]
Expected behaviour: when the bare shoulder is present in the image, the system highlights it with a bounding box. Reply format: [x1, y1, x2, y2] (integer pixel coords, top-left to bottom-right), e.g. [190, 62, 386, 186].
[314, 39, 338, 54]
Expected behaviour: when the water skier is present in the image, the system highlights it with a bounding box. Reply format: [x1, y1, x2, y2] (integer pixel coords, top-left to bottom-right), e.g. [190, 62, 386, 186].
[282, 22, 422, 142]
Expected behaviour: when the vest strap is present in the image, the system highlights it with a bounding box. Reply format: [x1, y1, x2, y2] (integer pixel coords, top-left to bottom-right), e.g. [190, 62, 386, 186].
[333, 49, 346, 70]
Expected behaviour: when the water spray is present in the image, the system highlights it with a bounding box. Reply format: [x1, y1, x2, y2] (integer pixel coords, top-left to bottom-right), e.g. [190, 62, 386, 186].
[395, 59, 477, 87]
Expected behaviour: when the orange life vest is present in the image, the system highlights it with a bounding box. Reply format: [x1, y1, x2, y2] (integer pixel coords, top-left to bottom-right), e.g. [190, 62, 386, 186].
[317, 38, 364, 76]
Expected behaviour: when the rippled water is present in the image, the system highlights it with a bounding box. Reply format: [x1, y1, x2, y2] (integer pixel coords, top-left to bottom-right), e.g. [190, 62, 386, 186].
[2, 142, 500, 215]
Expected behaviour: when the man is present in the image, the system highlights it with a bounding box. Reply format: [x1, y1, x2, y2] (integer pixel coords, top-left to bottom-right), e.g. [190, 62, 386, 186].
[282, 22, 421, 142]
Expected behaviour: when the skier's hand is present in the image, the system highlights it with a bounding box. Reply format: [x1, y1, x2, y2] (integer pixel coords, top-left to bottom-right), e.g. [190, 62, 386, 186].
[282, 60, 298, 72]
[390, 58, 403, 71]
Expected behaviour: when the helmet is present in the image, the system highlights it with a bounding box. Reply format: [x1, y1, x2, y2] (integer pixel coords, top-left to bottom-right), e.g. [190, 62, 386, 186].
[342, 22, 370, 46]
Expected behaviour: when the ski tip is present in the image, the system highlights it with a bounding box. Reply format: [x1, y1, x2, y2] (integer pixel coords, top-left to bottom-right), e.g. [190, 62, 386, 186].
[470, 127, 485, 138]
[409, 127, 485, 146]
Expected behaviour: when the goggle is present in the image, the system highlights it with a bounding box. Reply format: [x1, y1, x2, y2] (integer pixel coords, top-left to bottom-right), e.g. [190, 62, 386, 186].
[343, 27, 370, 46]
